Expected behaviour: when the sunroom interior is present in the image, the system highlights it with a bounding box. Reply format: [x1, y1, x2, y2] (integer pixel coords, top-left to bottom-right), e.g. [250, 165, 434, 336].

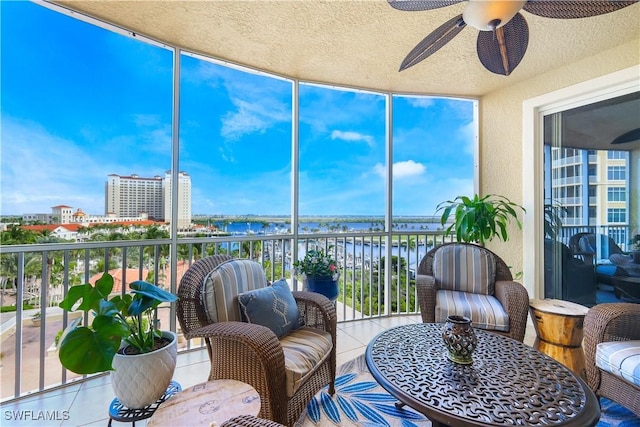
[1, 0, 639, 424]
[42, 0, 639, 300]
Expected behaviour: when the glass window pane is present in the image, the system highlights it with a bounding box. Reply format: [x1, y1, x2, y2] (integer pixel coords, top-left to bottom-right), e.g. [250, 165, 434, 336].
[179, 54, 293, 235]
[391, 96, 475, 221]
[298, 85, 385, 231]
[1, 1, 173, 239]
[542, 91, 638, 306]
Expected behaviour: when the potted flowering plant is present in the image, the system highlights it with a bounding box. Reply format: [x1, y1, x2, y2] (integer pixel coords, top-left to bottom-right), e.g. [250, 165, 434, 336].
[294, 249, 340, 301]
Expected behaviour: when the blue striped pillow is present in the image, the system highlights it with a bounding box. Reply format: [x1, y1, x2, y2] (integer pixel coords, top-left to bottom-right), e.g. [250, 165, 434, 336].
[432, 245, 496, 295]
[201, 259, 268, 323]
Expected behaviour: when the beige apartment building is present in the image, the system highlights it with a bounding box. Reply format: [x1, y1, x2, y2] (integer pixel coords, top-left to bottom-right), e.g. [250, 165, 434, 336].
[105, 171, 192, 229]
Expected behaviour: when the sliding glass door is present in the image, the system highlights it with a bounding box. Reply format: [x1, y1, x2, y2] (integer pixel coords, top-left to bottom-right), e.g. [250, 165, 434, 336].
[542, 91, 639, 306]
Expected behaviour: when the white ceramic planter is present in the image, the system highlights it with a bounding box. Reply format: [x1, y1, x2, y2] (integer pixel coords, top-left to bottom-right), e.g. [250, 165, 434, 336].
[111, 330, 178, 409]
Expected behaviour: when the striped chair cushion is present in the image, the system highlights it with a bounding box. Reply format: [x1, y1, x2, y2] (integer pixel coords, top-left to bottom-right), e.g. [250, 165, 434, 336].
[433, 244, 496, 295]
[280, 327, 333, 397]
[596, 340, 640, 386]
[202, 259, 268, 323]
[435, 289, 510, 332]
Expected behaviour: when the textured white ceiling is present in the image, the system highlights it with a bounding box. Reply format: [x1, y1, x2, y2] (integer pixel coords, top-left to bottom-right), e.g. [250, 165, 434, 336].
[51, 0, 640, 97]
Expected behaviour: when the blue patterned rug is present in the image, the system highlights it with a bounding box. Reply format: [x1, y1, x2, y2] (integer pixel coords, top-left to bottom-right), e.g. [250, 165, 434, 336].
[295, 354, 639, 427]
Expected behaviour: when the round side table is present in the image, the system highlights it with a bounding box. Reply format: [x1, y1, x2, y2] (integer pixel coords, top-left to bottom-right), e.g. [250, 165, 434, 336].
[529, 298, 589, 380]
[147, 379, 261, 427]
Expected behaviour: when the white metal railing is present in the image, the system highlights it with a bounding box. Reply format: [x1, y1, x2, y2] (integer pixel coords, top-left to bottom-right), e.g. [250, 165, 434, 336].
[0, 231, 453, 402]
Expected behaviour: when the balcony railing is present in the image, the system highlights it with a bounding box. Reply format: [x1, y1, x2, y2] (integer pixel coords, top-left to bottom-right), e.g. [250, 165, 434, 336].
[0, 231, 454, 402]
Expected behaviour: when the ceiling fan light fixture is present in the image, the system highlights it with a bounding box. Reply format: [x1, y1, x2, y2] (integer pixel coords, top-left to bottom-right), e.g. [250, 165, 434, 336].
[463, 0, 527, 31]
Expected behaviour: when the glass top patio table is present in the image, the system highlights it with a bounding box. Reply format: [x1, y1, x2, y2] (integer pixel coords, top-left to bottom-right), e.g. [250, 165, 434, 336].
[365, 323, 600, 427]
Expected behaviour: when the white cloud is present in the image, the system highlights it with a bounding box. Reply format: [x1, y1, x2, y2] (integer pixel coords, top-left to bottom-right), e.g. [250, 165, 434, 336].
[460, 120, 476, 155]
[331, 130, 374, 147]
[406, 97, 436, 108]
[373, 160, 426, 180]
[220, 100, 271, 140]
[219, 73, 290, 141]
[394, 160, 426, 178]
[1, 118, 107, 215]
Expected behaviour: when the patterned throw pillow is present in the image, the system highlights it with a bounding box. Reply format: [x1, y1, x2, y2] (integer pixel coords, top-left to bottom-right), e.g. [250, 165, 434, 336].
[238, 279, 301, 338]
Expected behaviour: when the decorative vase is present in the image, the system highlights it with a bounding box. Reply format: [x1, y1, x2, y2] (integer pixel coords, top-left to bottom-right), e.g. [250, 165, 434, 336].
[304, 276, 339, 301]
[111, 330, 178, 409]
[442, 315, 477, 365]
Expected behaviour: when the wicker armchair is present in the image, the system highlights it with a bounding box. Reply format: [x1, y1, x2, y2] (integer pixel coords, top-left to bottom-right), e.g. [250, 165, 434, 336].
[177, 256, 337, 427]
[416, 242, 529, 342]
[584, 303, 640, 417]
[221, 415, 286, 427]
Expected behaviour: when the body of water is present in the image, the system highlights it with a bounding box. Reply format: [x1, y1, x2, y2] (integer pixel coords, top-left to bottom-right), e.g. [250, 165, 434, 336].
[215, 220, 440, 235]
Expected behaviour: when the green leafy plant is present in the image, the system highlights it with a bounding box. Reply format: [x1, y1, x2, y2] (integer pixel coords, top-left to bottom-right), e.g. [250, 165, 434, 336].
[544, 201, 566, 240]
[58, 272, 177, 375]
[294, 249, 340, 280]
[436, 194, 525, 246]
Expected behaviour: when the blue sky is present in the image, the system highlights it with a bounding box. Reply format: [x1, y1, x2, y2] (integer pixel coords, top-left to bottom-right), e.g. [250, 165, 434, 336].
[1, 1, 475, 218]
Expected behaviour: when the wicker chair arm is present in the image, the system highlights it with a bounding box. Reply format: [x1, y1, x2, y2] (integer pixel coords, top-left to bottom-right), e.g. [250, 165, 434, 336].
[292, 291, 337, 333]
[221, 415, 286, 427]
[584, 303, 640, 392]
[186, 321, 283, 359]
[188, 321, 287, 423]
[416, 274, 436, 323]
[494, 280, 529, 342]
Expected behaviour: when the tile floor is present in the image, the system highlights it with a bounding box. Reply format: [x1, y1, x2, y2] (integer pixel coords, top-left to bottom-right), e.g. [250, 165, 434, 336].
[1, 315, 537, 427]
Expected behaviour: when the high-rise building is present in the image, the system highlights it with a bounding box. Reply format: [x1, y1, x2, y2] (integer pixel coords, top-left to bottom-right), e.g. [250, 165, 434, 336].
[105, 172, 191, 228]
[546, 147, 630, 246]
[163, 171, 192, 229]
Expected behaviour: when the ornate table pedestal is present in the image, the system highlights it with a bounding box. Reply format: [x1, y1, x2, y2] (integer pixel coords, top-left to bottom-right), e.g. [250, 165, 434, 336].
[365, 323, 599, 427]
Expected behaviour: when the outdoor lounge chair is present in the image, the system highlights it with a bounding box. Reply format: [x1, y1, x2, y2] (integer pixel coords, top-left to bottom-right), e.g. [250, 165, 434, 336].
[177, 256, 336, 427]
[584, 303, 640, 417]
[543, 238, 596, 306]
[416, 242, 529, 342]
[569, 232, 629, 285]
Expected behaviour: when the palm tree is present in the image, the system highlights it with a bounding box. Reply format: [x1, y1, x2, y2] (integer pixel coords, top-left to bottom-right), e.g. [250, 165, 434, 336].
[1, 224, 37, 245]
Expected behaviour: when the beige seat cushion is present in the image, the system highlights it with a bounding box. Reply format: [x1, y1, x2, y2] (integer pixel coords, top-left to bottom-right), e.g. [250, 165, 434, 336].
[280, 327, 333, 397]
[435, 289, 510, 332]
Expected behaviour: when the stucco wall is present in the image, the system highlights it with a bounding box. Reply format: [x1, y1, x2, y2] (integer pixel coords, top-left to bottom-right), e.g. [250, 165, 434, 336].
[480, 39, 640, 287]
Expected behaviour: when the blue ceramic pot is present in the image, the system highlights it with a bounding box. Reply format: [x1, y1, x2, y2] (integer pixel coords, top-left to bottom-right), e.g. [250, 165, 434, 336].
[304, 276, 339, 301]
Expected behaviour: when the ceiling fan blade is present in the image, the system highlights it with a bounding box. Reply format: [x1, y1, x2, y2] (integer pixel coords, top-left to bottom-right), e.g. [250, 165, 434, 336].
[476, 13, 529, 76]
[523, 0, 638, 19]
[611, 128, 640, 145]
[388, 0, 466, 12]
[399, 14, 466, 71]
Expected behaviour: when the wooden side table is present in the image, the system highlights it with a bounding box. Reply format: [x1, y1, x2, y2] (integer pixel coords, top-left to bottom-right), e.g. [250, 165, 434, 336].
[529, 298, 589, 380]
[147, 379, 261, 427]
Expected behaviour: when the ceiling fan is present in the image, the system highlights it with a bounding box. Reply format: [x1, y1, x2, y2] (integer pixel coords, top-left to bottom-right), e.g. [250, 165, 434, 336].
[389, 0, 639, 76]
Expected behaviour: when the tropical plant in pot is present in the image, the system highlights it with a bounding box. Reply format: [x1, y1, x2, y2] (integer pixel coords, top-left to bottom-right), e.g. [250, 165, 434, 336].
[58, 272, 178, 409]
[294, 249, 340, 301]
[436, 194, 525, 246]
